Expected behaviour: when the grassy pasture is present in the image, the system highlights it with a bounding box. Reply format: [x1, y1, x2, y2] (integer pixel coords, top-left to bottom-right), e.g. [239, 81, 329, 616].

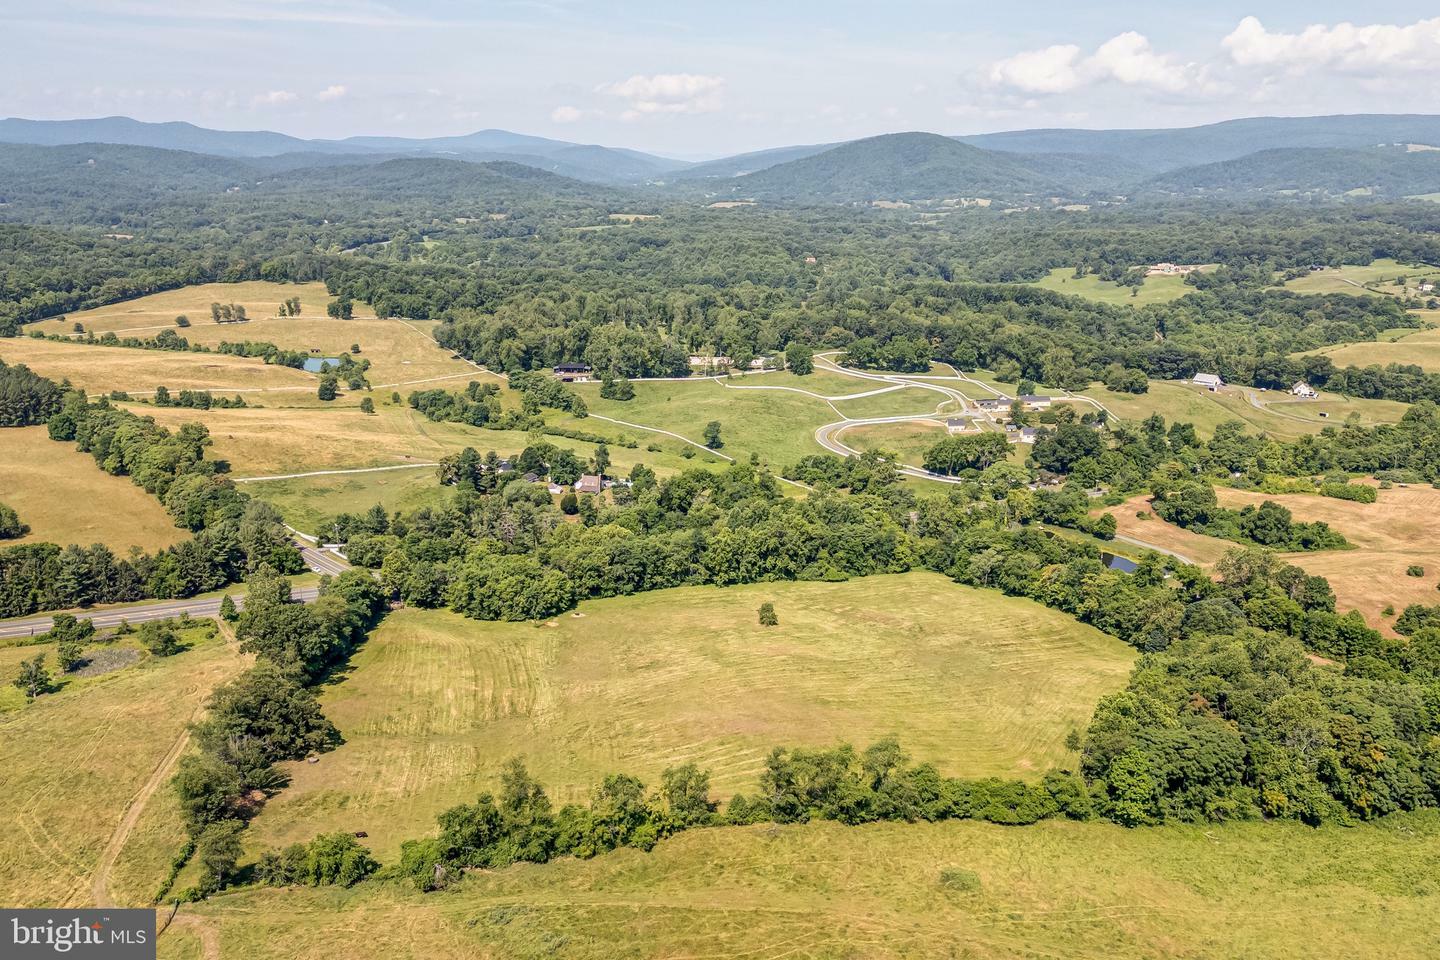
[1280, 258, 1440, 297]
[0, 632, 246, 907]
[173, 813, 1440, 960]
[245, 468, 452, 535]
[0, 336, 314, 396]
[0, 426, 187, 553]
[1028, 266, 1204, 307]
[32, 281, 479, 385]
[572, 375, 939, 468]
[1298, 324, 1440, 373]
[245, 573, 1135, 862]
[841, 419, 949, 463]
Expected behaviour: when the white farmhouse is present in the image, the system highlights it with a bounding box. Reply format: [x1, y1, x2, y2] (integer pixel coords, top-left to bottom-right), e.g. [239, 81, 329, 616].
[1192, 372, 1224, 390]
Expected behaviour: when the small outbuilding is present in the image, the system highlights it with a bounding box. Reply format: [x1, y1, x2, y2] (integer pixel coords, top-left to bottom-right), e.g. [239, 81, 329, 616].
[1291, 381, 1319, 399]
[1192, 372, 1224, 391]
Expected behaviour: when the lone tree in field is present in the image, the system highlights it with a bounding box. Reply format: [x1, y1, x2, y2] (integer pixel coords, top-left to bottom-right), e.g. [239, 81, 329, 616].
[0, 502, 28, 539]
[758, 602, 778, 626]
[56, 639, 84, 673]
[593, 442, 610, 477]
[139, 621, 182, 656]
[318, 376, 339, 401]
[175, 314, 190, 328]
[704, 420, 724, 449]
[359, 397, 375, 414]
[13, 654, 52, 699]
[785, 342, 814, 375]
[219, 594, 237, 621]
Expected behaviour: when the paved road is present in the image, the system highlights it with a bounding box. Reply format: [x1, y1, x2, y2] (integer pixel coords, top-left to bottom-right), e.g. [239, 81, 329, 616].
[0, 587, 322, 641]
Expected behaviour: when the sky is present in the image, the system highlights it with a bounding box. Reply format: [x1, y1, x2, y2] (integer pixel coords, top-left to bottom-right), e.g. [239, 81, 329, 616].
[4, 1, 1440, 158]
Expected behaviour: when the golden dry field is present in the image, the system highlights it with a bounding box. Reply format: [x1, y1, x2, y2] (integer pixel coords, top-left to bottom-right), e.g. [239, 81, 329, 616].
[32, 281, 481, 385]
[0, 336, 315, 395]
[0, 426, 188, 553]
[0, 632, 247, 906]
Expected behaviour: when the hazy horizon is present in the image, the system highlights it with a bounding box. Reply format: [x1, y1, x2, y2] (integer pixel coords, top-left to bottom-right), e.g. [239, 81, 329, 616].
[5, 2, 1440, 155]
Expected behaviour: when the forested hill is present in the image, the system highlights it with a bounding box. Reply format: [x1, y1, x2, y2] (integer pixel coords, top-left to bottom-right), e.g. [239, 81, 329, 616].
[0, 142, 631, 228]
[961, 114, 1440, 173]
[711, 132, 1065, 203]
[0, 116, 688, 185]
[1142, 147, 1440, 199]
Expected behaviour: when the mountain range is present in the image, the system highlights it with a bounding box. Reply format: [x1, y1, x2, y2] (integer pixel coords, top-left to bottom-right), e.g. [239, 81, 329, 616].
[5, 114, 1440, 205]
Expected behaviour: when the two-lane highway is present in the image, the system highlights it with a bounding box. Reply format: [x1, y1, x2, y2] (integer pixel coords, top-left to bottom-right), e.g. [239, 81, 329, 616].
[0, 587, 323, 642]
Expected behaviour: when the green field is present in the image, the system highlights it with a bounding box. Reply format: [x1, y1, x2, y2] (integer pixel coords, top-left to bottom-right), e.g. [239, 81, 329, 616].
[0, 426, 188, 553]
[953, 369, 1408, 439]
[1279, 258, 1440, 298]
[1028, 266, 1204, 307]
[0, 630, 246, 906]
[571, 374, 939, 468]
[245, 574, 1135, 862]
[169, 813, 1440, 960]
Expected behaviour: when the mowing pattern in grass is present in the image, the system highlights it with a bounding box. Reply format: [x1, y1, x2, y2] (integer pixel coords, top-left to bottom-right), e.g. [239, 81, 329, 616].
[246, 573, 1134, 861]
[0, 634, 246, 906]
[0, 426, 187, 554]
[176, 813, 1440, 960]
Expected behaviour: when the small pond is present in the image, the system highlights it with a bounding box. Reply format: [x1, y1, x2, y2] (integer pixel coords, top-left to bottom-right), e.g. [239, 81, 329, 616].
[302, 357, 342, 373]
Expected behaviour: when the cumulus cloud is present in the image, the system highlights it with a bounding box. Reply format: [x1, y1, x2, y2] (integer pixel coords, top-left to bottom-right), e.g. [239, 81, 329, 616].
[989, 31, 1205, 96]
[1222, 15, 1440, 72]
[550, 105, 582, 123]
[596, 73, 724, 117]
[315, 84, 347, 101]
[253, 89, 297, 105]
[988, 44, 1082, 94]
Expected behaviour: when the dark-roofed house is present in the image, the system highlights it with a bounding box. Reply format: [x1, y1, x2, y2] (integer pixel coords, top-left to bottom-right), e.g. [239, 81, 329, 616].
[977, 398, 1008, 412]
[575, 474, 602, 495]
[1018, 395, 1052, 410]
[553, 362, 592, 383]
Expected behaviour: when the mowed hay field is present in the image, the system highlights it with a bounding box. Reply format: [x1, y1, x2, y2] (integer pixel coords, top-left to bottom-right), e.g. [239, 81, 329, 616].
[33, 281, 480, 385]
[1298, 324, 1440, 373]
[246, 573, 1135, 861]
[0, 426, 187, 553]
[0, 634, 247, 907]
[0, 336, 315, 396]
[176, 814, 1440, 960]
[1216, 485, 1440, 631]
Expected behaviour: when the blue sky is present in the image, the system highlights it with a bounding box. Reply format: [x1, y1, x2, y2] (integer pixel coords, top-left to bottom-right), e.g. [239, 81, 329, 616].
[4, 2, 1440, 156]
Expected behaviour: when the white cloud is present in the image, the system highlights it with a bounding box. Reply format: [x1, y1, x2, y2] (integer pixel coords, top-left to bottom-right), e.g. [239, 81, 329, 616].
[550, 104, 582, 123]
[596, 73, 724, 117]
[1222, 15, 1440, 72]
[253, 89, 297, 105]
[989, 32, 1208, 97]
[1091, 32, 1191, 93]
[315, 84, 347, 101]
[988, 44, 1082, 94]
